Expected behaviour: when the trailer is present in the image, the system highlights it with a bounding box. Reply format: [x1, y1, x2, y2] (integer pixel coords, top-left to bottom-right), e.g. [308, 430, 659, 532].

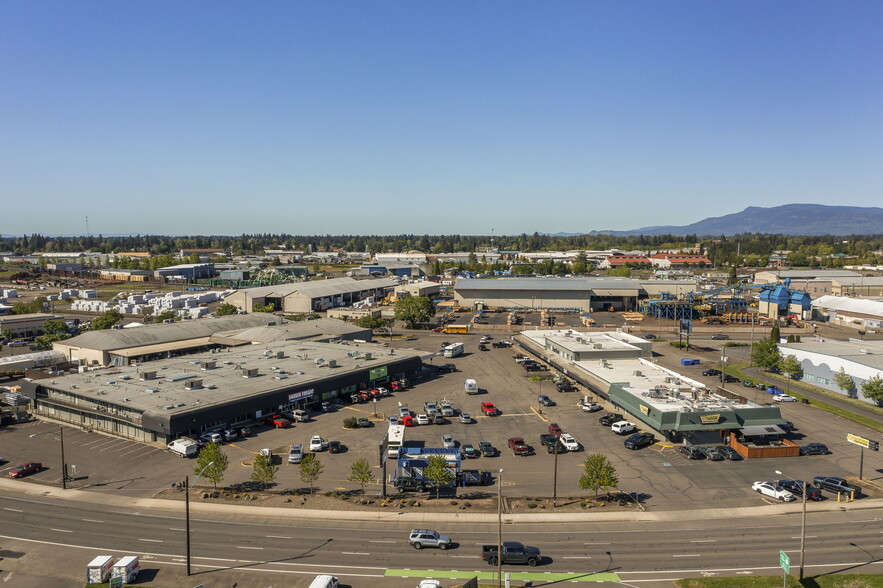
[111, 555, 140, 584]
[86, 555, 114, 583]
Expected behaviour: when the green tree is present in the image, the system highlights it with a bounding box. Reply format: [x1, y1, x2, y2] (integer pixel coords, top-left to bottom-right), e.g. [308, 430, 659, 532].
[778, 354, 802, 380]
[394, 296, 436, 329]
[252, 302, 276, 313]
[195, 441, 229, 490]
[356, 313, 387, 330]
[298, 453, 324, 494]
[579, 453, 619, 499]
[751, 338, 782, 369]
[834, 367, 856, 396]
[33, 331, 71, 349]
[42, 319, 70, 334]
[769, 325, 781, 342]
[251, 452, 278, 489]
[215, 302, 239, 316]
[608, 266, 631, 277]
[89, 309, 122, 331]
[188, 252, 200, 264]
[860, 375, 883, 404]
[727, 265, 738, 285]
[155, 310, 176, 323]
[571, 252, 588, 275]
[347, 458, 375, 494]
[423, 453, 455, 498]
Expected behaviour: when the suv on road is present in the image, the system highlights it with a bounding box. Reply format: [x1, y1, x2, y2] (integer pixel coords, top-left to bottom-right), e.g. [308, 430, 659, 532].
[711, 333, 730, 340]
[409, 529, 452, 550]
[702, 368, 722, 377]
[478, 441, 497, 457]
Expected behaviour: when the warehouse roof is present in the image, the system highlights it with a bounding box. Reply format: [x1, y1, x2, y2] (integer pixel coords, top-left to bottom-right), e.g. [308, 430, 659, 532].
[811, 295, 883, 318]
[217, 319, 370, 343]
[779, 340, 883, 370]
[454, 277, 640, 293]
[226, 277, 398, 299]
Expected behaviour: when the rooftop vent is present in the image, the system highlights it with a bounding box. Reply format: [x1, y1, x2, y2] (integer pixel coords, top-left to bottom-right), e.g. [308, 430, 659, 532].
[364, 352, 373, 360]
[276, 351, 285, 359]
[139, 371, 156, 381]
[201, 361, 216, 370]
[146, 388, 159, 394]
[327, 359, 337, 368]
[163, 404, 175, 410]
[184, 379, 203, 390]
[243, 368, 258, 378]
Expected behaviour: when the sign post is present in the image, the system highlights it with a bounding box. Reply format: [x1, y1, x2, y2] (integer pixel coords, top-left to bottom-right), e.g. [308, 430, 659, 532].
[780, 550, 790, 587]
[847, 433, 880, 480]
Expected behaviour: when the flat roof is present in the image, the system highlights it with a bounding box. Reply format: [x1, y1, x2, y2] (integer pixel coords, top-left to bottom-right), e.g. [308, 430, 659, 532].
[44, 340, 423, 417]
[520, 329, 645, 354]
[455, 277, 641, 293]
[811, 295, 883, 318]
[779, 340, 883, 370]
[227, 277, 398, 299]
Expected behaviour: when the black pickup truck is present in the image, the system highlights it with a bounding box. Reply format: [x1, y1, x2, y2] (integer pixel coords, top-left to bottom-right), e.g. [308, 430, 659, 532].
[539, 434, 566, 454]
[481, 542, 542, 566]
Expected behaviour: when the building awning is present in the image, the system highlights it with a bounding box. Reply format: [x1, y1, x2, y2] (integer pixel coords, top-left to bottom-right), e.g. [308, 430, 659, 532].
[673, 422, 742, 432]
[741, 424, 786, 436]
[110, 337, 214, 358]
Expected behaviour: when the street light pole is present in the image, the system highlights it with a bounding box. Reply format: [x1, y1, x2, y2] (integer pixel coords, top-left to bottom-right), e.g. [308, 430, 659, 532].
[59, 426, 68, 490]
[497, 468, 504, 588]
[552, 439, 559, 508]
[776, 469, 806, 580]
[185, 461, 215, 577]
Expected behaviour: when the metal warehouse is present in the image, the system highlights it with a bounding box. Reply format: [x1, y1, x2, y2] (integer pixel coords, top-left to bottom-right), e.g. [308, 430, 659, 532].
[22, 340, 423, 443]
[223, 277, 398, 313]
[453, 277, 642, 311]
[778, 339, 883, 405]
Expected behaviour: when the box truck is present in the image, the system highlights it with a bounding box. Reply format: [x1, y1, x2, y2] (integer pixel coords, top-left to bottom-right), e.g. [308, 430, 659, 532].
[86, 555, 114, 583]
[464, 379, 478, 395]
[167, 437, 198, 458]
[111, 555, 140, 584]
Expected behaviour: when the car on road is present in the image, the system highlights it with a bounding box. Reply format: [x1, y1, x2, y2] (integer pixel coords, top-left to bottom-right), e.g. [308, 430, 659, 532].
[780, 421, 796, 433]
[774, 394, 797, 402]
[461, 443, 480, 459]
[623, 432, 655, 450]
[309, 436, 327, 452]
[752, 481, 796, 501]
[539, 434, 566, 454]
[777, 480, 822, 501]
[458, 413, 473, 424]
[717, 446, 742, 460]
[401, 415, 414, 427]
[742, 379, 755, 387]
[559, 433, 580, 451]
[492, 340, 513, 348]
[436, 363, 457, 373]
[813, 476, 861, 496]
[263, 414, 291, 428]
[799, 443, 830, 455]
[679, 445, 703, 460]
[711, 333, 730, 340]
[399, 405, 411, 417]
[537, 394, 555, 407]
[409, 529, 452, 550]
[723, 374, 739, 383]
[643, 334, 657, 340]
[548, 422, 562, 436]
[478, 343, 488, 351]
[0, 457, 6, 465]
[599, 413, 623, 426]
[581, 401, 602, 412]
[480, 402, 498, 416]
[441, 434, 456, 449]
[416, 413, 430, 425]
[356, 417, 372, 428]
[8, 462, 42, 478]
[478, 441, 497, 457]
[702, 368, 722, 377]
[418, 580, 443, 588]
[698, 446, 724, 461]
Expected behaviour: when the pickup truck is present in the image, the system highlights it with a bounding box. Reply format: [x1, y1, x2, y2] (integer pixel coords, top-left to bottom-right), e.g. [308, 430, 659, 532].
[539, 434, 566, 454]
[263, 414, 291, 428]
[481, 542, 541, 566]
[508, 437, 532, 456]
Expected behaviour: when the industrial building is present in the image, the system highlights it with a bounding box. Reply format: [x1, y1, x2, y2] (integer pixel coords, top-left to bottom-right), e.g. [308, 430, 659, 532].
[811, 296, 883, 331]
[0, 313, 64, 338]
[222, 277, 398, 314]
[830, 277, 883, 297]
[395, 281, 441, 299]
[22, 340, 423, 443]
[778, 339, 883, 406]
[517, 329, 790, 447]
[154, 263, 216, 281]
[52, 315, 370, 367]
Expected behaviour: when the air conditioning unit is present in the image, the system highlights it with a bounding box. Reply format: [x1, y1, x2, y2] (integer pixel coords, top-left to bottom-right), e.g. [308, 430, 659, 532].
[327, 359, 337, 368]
[201, 361, 216, 370]
[139, 371, 156, 381]
[243, 368, 258, 378]
[184, 379, 203, 390]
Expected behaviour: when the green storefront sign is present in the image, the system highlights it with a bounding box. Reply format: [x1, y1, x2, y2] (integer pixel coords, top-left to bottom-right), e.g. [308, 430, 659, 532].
[369, 366, 388, 380]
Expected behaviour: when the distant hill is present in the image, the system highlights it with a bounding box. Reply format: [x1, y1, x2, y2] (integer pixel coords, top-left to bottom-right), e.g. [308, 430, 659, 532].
[589, 204, 883, 237]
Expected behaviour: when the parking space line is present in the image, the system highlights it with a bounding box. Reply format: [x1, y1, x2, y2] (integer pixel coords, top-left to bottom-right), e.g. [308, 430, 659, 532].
[117, 445, 148, 457]
[99, 440, 132, 452]
[126, 448, 160, 460]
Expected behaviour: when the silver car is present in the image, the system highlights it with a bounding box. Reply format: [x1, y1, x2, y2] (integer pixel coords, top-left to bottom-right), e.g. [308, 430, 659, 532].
[408, 529, 452, 550]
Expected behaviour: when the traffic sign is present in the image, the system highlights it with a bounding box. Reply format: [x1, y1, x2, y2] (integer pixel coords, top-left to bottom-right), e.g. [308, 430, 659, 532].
[779, 550, 790, 574]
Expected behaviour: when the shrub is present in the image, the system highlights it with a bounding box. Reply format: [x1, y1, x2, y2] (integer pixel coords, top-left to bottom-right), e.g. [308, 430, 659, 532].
[343, 416, 358, 429]
[527, 502, 538, 509]
[669, 341, 689, 349]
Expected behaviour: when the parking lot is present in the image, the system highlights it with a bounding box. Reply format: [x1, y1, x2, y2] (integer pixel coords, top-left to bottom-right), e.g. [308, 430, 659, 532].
[2, 328, 879, 509]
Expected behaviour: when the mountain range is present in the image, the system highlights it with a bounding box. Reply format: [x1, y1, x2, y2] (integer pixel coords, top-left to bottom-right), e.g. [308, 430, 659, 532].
[585, 204, 883, 237]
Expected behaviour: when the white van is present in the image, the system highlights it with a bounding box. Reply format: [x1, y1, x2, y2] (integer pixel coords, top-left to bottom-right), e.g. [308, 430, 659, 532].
[308, 574, 339, 588]
[464, 379, 478, 395]
[611, 421, 637, 435]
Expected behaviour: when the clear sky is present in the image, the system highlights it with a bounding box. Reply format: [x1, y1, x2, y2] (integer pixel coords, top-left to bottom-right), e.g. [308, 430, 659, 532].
[2, 1, 882, 237]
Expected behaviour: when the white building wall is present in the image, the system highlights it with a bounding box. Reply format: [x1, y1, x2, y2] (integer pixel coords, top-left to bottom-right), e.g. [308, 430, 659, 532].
[777, 345, 882, 405]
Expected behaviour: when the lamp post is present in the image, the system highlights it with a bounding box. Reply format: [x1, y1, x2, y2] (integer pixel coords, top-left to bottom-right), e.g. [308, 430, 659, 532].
[185, 460, 215, 577]
[30, 426, 69, 490]
[775, 469, 806, 580]
[552, 438, 559, 508]
[497, 468, 504, 588]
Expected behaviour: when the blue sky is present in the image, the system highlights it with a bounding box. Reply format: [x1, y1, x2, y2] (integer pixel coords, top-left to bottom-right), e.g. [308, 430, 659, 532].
[2, 1, 882, 236]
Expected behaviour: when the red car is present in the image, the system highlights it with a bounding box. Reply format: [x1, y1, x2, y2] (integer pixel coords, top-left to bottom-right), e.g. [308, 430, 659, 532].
[480, 402, 498, 416]
[9, 462, 42, 478]
[263, 414, 291, 428]
[390, 380, 404, 391]
[548, 423, 562, 437]
[401, 415, 415, 427]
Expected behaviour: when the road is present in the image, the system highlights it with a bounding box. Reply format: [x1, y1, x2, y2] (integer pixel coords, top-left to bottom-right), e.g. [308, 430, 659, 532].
[1, 487, 882, 587]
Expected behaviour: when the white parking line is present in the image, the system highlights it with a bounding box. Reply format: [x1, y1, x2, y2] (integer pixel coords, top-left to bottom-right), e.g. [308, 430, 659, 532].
[266, 535, 292, 539]
[169, 528, 185, 532]
[584, 542, 611, 545]
[81, 519, 104, 523]
[342, 552, 370, 555]
[673, 554, 700, 557]
[3, 508, 24, 513]
[690, 539, 717, 543]
[563, 556, 592, 559]
[237, 546, 264, 550]
[50, 529, 72, 533]
[99, 441, 131, 452]
[139, 538, 163, 543]
[368, 540, 395, 543]
[118, 446, 148, 458]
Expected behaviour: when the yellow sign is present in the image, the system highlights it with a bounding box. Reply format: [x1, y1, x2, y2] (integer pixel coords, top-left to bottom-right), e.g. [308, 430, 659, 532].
[699, 414, 721, 425]
[847, 433, 870, 448]
[640, 405, 650, 416]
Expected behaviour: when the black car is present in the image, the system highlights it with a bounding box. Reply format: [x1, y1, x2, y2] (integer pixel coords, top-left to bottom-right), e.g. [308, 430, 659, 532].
[702, 368, 722, 377]
[599, 413, 623, 426]
[458, 470, 491, 486]
[813, 476, 860, 496]
[643, 334, 657, 340]
[327, 441, 343, 454]
[623, 432, 655, 450]
[437, 363, 457, 373]
[698, 446, 724, 461]
[679, 445, 703, 460]
[779, 420, 795, 433]
[461, 443, 481, 459]
[723, 374, 739, 383]
[556, 384, 578, 392]
[717, 446, 742, 461]
[357, 417, 373, 428]
[711, 333, 730, 340]
[478, 344, 488, 351]
[478, 441, 497, 457]
[799, 443, 830, 456]
[395, 477, 428, 492]
[537, 394, 555, 407]
[777, 480, 822, 501]
[539, 434, 566, 454]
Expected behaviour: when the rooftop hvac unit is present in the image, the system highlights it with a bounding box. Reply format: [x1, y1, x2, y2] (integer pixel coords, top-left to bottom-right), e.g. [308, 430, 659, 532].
[274, 375, 287, 380]
[327, 359, 337, 368]
[119, 375, 131, 380]
[364, 352, 373, 360]
[146, 388, 158, 393]
[163, 404, 175, 410]
[860, 348, 871, 354]
[139, 371, 156, 381]
[593, 343, 603, 349]
[206, 384, 216, 390]
[276, 351, 285, 359]
[314, 358, 325, 366]
[201, 361, 216, 370]
[122, 397, 130, 402]
[633, 370, 642, 377]
[243, 368, 258, 378]
[105, 380, 116, 385]
[184, 379, 203, 390]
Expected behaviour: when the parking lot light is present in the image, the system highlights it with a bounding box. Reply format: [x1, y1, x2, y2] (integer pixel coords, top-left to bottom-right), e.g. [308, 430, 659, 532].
[775, 469, 806, 580]
[30, 426, 69, 490]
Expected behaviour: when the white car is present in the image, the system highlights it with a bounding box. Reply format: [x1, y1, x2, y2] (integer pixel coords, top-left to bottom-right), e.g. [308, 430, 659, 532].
[416, 414, 430, 425]
[752, 481, 796, 501]
[399, 405, 411, 417]
[376, 386, 389, 396]
[581, 402, 602, 412]
[559, 433, 580, 451]
[774, 394, 797, 402]
[417, 580, 443, 588]
[458, 413, 472, 424]
[309, 436, 327, 452]
[441, 434, 455, 449]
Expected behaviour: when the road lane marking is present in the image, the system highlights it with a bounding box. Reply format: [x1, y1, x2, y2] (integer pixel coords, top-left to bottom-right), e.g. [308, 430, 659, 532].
[237, 546, 264, 550]
[169, 528, 185, 531]
[563, 556, 592, 559]
[3, 508, 24, 512]
[50, 528, 72, 533]
[369, 540, 395, 543]
[584, 542, 611, 545]
[690, 539, 716, 543]
[81, 518, 104, 523]
[673, 554, 700, 557]
[139, 538, 163, 542]
[342, 552, 370, 555]
[266, 535, 292, 539]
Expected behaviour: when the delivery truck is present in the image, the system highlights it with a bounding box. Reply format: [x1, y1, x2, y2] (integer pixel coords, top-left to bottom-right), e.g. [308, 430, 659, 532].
[167, 437, 199, 458]
[111, 555, 140, 584]
[86, 555, 114, 583]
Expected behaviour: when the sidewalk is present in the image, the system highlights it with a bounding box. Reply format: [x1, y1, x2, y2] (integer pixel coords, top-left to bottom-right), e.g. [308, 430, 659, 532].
[2, 476, 881, 524]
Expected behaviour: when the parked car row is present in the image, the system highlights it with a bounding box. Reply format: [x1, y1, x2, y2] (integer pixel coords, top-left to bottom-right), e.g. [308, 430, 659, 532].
[753, 476, 860, 502]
